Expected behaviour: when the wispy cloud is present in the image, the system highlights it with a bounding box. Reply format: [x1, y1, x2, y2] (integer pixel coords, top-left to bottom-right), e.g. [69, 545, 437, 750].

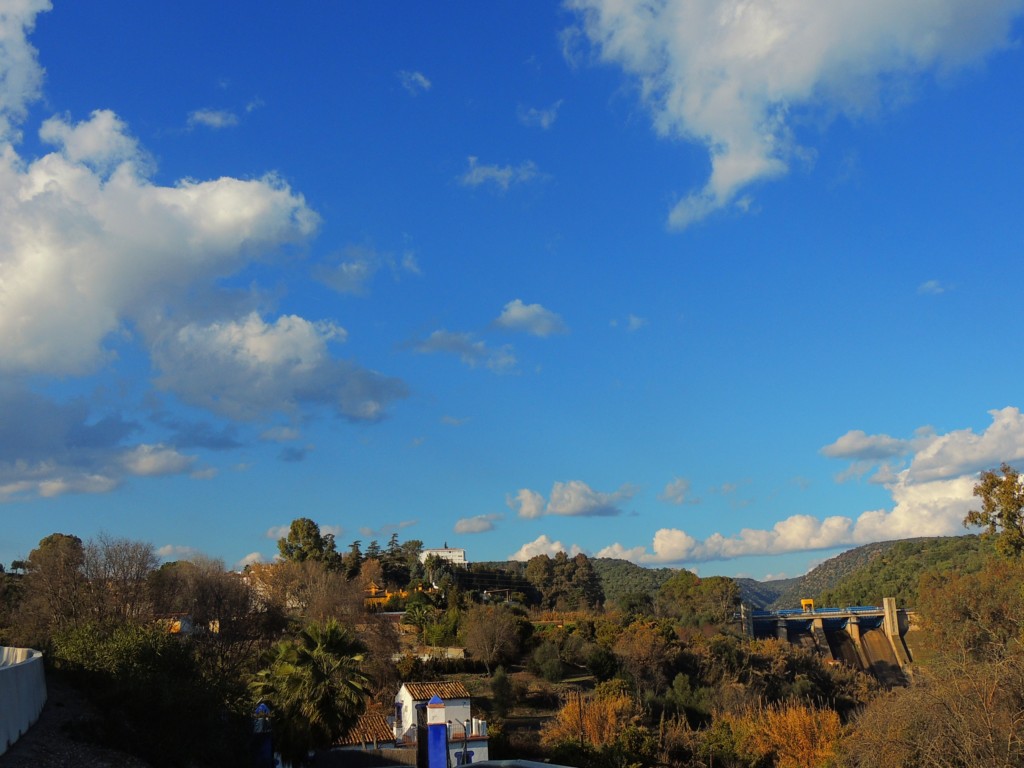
[414, 330, 517, 372]
[659, 477, 697, 505]
[315, 244, 421, 296]
[918, 279, 949, 295]
[454, 513, 503, 534]
[398, 70, 431, 95]
[518, 99, 563, 129]
[459, 156, 540, 191]
[187, 109, 239, 130]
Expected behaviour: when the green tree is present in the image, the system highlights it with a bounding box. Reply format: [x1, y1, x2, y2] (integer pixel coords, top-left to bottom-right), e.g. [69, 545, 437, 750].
[277, 518, 342, 569]
[13, 533, 87, 644]
[965, 463, 1024, 557]
[490, 666, 515, 718]
[657, 569, 739, 626]
[251, 620, 369, 766]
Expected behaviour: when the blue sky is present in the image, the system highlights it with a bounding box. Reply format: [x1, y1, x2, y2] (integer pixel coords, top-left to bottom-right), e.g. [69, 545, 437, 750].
[3, 0, 1024, 580]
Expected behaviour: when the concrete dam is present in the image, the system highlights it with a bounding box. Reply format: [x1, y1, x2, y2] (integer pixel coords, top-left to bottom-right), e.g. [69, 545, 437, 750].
[739, 597, 912, 684]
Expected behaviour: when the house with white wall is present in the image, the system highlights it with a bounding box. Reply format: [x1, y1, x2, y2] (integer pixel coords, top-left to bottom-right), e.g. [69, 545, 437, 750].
[394, 681, 488, 764]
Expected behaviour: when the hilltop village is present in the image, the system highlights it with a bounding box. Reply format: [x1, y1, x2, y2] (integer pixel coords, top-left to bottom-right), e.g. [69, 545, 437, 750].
[2, 506, 1024, 767]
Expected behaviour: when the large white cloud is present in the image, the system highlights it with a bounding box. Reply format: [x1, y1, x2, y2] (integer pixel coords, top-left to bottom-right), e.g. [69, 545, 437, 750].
[509, 480, 635, 518]
[0, 5, 409, 501]
[0, 109, 319, 376]
[567, 0, 1024, 228]
[600, 407, 1024, 564]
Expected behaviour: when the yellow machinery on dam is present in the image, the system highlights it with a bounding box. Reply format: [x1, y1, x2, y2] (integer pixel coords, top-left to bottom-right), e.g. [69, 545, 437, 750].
[739, 598, 912, 684]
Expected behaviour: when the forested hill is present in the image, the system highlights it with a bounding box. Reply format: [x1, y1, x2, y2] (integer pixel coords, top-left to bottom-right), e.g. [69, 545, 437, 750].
[586, 534, 992, 610]
[739, 534, 992, 609]
[590, 558, 678, 608]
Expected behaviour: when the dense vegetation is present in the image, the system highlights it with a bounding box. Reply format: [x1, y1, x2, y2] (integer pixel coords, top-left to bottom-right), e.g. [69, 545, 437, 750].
[2, 463, 1024, 767]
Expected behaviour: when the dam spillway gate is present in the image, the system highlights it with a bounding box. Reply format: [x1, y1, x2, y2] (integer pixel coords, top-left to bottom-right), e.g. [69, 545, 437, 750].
[739, 597, 912, 684]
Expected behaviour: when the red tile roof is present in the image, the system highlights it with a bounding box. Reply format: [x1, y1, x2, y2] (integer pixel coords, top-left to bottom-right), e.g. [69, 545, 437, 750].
[402, 681, 472, 701]
[336, 711, 394, 747]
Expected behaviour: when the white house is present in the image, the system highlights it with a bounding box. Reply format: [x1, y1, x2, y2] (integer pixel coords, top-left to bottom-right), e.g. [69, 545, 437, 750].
[394, 681, 488, 764]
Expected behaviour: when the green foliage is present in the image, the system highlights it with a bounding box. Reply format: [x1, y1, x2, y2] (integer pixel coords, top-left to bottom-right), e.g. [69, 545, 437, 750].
[662, 672, 714, 726]
[531, 639, 564, 682]
[251, 619, 369, 767]
[490, 665, 515, 717]
[52, 622, 247, 767]
[656, 570, 740, 626]
[524, 552, 605, 610]
[696, 635, 874, 717]
[277, 517, 342, 569]
[422, 606, 461, 647]
[585, 644, 619, 681]
[590, 557, 678, 611]
[965, 463, 1024, 558]
[819, 535, 993, 608]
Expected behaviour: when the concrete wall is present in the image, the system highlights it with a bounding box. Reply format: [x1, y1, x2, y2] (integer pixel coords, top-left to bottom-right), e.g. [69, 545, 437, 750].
[0, 646, 47, 756]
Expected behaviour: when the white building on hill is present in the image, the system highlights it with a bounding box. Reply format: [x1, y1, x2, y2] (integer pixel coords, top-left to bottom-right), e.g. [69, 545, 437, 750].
[419, 546, 467, 568]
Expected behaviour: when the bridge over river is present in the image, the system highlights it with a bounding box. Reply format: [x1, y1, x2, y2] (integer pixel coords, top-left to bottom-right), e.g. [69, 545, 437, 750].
[739, 597, 913, 684]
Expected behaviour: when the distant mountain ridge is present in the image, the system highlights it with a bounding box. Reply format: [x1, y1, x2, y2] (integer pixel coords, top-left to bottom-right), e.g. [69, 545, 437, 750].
[589, 535, 988, 611]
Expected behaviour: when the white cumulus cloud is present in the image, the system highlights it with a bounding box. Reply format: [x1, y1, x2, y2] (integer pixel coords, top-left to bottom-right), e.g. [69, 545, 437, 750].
[567, 0, 1024, 228]
[601, 407, 1024, 564]
[494, 299, 569, 337]
[508, 534, 584, 561]
[121, 444, 196, 476]
[509, 480, 635, 518]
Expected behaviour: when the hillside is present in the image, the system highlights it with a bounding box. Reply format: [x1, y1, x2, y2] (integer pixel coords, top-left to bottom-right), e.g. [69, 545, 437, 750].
[590, 558, 678, 608]
[738, 534, 991, 609]
[479, 534, 991, 611]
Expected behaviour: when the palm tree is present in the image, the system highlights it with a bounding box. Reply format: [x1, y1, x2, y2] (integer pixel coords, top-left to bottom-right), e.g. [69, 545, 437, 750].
[402, 602, 437, 646]
[251, 619, 370, 766]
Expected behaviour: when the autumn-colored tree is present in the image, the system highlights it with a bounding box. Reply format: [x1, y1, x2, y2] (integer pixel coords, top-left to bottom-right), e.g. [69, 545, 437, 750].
[728, 702, 842, 768]
[613, 619, 678, 697]
[965, 463, 1024, 558]
[917, 555, 1024, 660]
[840, 653, 1024, 768]
[540, 681, 643, 749]
[463, 603, 523, 674]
